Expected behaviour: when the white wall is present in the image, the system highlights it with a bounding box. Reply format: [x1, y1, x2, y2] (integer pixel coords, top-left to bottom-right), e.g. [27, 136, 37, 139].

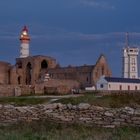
[107, 82, 140, 90]
[97, 81, 140, 91]
[96, 77, 108, 90]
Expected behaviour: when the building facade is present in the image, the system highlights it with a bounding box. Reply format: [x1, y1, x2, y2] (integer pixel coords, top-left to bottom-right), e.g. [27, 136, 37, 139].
[48, 55, 112, 88]
[123, 47, 139, 79]
[96, 76, 140, 91]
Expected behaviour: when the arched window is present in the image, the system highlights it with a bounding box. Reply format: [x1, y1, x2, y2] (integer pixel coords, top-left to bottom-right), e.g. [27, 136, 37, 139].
[18, 76, 21, 85]
[101, 66, 104, 75]
[26, 62, 32, 85]
[41, 60, 48, 69]
[17, 61, 22, 68]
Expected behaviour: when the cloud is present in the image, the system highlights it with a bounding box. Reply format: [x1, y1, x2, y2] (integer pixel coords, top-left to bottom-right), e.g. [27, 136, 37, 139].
[1, 24, 140, 47]
[79, 0, 115, 10]
[27, 27, 140, 46]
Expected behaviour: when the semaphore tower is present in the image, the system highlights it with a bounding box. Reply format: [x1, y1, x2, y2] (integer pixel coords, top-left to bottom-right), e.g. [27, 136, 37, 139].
[19, 26, 30, 58]
[122, 32, 139, 79]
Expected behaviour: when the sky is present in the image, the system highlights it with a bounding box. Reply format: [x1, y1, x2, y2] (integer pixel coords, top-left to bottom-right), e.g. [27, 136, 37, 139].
[0, 0, 140, 76]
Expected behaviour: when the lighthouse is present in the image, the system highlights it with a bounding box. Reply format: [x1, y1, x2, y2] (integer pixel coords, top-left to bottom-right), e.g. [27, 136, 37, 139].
[122, 33, 139, 79]
[19, 26, 30, 58]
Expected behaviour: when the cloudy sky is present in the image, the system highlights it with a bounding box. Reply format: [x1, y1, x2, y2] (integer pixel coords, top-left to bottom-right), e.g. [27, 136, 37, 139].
[0, 0, 140, 76]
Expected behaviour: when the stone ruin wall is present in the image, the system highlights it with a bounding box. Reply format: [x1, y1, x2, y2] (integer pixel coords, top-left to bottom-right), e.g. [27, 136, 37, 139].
[0, 79, 80, 97]
[0, 103, 140, 128]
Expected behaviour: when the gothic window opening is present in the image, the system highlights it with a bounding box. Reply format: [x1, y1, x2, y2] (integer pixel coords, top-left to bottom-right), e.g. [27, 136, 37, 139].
[101, 66, 104, 75]
[26, 62, 32, 85]
[17, 61, 22, 68]
[87, 77, 89, 82]
[41, 60, 48, 69]
[18, 76, 21, 85]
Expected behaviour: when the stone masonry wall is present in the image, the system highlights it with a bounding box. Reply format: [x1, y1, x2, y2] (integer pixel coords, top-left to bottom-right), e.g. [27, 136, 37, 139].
[0, 103, 140, 128]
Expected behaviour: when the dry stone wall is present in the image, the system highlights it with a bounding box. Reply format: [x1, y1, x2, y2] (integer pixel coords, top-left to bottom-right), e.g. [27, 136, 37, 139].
[0, 103, 140, 128]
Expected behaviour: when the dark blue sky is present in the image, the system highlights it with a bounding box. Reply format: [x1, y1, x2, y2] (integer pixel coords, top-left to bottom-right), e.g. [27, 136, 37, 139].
[0, 0, 140, 76]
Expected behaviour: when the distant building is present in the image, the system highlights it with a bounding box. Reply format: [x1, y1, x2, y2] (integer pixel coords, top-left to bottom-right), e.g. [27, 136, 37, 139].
[122, 33, 139, 79]
[96, 76, 140, 91]
[48, 55, 112, 88]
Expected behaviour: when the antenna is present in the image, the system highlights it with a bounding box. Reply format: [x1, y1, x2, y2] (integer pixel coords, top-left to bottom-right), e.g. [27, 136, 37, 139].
[125, 32, 129, 48]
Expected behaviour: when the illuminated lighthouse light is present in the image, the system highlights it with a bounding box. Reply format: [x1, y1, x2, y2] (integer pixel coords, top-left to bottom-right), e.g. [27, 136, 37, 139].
[22, 31, 27, 35]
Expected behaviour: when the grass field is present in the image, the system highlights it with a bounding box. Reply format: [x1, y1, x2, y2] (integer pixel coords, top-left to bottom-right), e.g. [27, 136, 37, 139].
[0, 120, 139, 140]
[0, 97, 50, 106]
[0, 92, 140, 108]
[56, 92, 140, 108]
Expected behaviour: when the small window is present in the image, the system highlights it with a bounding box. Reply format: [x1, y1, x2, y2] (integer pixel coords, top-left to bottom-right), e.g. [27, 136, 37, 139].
[132, 67, 135, 72]
[100, 84, 104, 88]
[128, 85, 130, 90]
[87, 77, 89, 82]
[101, 67, 104, 75]
[18, 76, 21, 85]
[109, 84, 111, 88]
[119, 85, 122, 90]
[135, 86, 137, 90]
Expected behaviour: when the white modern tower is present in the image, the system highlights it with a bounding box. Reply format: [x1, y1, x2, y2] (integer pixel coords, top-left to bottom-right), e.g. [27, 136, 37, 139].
[19, 26, 30, 58]
[123, 33, 139, 79]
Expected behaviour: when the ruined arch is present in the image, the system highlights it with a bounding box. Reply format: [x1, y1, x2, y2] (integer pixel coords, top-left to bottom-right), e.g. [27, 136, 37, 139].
[41, 60, 48, 69]
[26, 62, 32, 85]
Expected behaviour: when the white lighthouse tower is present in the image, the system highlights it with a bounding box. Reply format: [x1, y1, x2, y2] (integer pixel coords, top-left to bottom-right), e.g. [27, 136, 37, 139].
[123, 33, 139, 79]
[19, 26, 30, 58]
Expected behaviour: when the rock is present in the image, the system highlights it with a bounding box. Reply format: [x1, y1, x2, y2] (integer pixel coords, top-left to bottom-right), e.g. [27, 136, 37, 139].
[103, 125, 115, 128]
[45, 103, 61, 109]
[57, 103, 65, 109]
[79, 117, 92, 121]
[104, 111, 114, 117]
[134, 110, 140, 115]
[72, 105, 77, 110]
[78, 103, 90, 110]
[123, 107, 134, 115]
[92, 106, 104, 111]
[16, 107, 27, 113]
[67, 103, 73, 109]
[44, 110, 53, 113]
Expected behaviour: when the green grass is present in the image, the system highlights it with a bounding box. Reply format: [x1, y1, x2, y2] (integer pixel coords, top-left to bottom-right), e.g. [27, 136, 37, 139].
[0, 120, 139, 140]
[0, 97, 50, 106]
[0, 92, 140, 108]
[56, 92, 140, 108]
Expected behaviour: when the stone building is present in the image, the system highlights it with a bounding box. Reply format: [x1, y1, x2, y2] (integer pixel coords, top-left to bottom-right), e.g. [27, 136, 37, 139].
[10, 55, 57, 85]
[8, 54, 111, 88]
[48, 54, 112, 88]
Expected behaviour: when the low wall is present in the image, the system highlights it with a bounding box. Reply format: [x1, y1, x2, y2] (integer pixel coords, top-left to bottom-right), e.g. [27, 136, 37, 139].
[35, 79, 80, 94]
[0, 85, 35, 97]
[0, 103, 140, 128]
